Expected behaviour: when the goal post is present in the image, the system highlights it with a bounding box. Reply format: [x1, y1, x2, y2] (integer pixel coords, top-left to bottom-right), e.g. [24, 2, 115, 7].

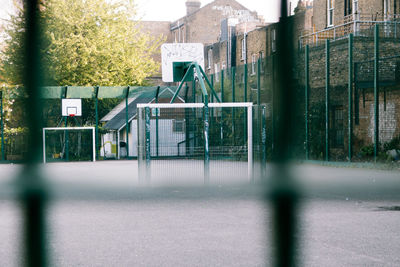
[137, 102, 255, 184]
[42, 126, 96, 163]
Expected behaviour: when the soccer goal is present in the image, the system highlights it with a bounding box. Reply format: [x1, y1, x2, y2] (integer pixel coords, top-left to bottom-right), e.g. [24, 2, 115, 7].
[42, 127, 96, 163]
[137, 102, 259, 184]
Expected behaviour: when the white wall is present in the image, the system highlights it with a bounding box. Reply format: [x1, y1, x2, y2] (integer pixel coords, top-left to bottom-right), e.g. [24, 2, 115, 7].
[129, 119, 186, 157]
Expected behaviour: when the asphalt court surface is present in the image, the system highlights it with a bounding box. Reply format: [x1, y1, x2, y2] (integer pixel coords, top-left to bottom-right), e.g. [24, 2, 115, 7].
[1, 161, 400, 266]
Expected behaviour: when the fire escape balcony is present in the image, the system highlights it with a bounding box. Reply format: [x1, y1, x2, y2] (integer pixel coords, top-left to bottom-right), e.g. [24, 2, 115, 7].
[299, 13, 400, 48]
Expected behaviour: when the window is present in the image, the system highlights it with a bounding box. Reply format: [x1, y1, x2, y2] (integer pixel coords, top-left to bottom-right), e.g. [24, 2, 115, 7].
[251, 54, 257, 75]
[353, 0, 358, 16]
[241, 37, 246, 60]
[271, 29, 276, 53]
[214, 63, 220, 81]
[181, 27, 185, 43]
[207, 48, 212, 69]
[327, 0, 334, 27]
[344, 0, 352, 16]
[173, 119, 185, 132]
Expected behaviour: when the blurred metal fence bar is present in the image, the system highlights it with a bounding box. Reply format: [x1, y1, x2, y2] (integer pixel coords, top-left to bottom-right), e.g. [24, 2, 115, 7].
[21, 0, 47, 266]
[270, 1, 299, 266]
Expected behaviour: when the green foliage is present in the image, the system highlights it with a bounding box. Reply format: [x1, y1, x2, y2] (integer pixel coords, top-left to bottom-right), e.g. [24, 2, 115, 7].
[383, 135, 400, 151]
[359, 144, 374, 157]
[1, 0, 163, 86]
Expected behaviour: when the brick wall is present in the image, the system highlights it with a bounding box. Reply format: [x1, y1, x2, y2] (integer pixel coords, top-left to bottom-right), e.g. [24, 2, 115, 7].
[171, 0, 263, 45]
[354, 88, 400, 151]
[312, 0, 389, 32]
[295, 36, 400, 158]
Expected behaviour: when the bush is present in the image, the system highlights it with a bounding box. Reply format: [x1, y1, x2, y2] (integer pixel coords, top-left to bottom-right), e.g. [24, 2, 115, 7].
[359, 144, 374, 157]
[383, 135, 400, 151]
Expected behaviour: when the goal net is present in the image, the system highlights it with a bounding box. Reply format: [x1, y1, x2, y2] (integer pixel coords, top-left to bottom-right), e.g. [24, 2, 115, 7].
[137, 103, 266, 184]
[42, 127, 96, 163]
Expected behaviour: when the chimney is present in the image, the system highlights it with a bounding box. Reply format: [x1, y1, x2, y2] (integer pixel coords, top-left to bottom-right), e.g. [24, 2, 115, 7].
[186, 0, 201, 15]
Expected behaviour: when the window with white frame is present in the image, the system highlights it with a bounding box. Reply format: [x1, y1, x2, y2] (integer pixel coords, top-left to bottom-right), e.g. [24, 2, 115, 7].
[327, 0, 334, 27]
[384, 0, 390, 18]
[207, 49, 212, 69]
[352, 0, 359, 21]
[251, 54, 257, 75]
[215, 63, 220, 81]
[344, 0, 351, 16]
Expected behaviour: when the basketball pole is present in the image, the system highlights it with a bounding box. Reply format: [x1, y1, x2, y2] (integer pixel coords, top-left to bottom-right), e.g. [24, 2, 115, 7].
[64, 116, 69, 161]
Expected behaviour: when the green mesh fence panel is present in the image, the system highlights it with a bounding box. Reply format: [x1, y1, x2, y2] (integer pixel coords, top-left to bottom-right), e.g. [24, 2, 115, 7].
[41, 86, 64, 99]
[98, 86, 128, 99]
[43, 127, 95, 162]
[66, 86, 94, 99]
[235, 64, 246, 102]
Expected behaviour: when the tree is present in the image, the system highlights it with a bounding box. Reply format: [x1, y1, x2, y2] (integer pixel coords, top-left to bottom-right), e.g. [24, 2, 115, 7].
[0, 0, 164, 130]
[0, 0, 163, 86]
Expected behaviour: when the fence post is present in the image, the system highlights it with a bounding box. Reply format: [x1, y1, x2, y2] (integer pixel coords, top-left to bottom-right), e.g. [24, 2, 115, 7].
[155, 86, 160, 157]
[348, 34, 353, 161]
[145, 107, 151, 183]
[374, 24, 380, 161]
[220, 69, 224, 145]
[325, 39, 330, 161]
[305, 45, 309, 160]
[125, 87, 130, 158]
[232, 66, 236, 138]
[64, 116, 69, 161]
[0, 88, 4, 161]
[244, 64, 248, 145]
[211, 74, 214, 114]
[354, 62, 359, 125]
[94, 86, 99, 160]
[261, 105, 266, 177]
[244, 64, 248, 102]
[204, 98, 210, 184]
[257, 58, 261, 105]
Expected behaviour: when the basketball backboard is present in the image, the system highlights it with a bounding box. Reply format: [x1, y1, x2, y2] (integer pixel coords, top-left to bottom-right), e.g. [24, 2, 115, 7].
[62, 98, 82, 116]
[161, 43, 204, 82]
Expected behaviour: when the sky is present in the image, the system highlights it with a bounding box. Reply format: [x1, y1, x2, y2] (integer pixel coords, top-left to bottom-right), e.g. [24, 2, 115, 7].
[0, 0, 15, 21]
[135, 0, 299, 23]
[0, 0, 299, 22]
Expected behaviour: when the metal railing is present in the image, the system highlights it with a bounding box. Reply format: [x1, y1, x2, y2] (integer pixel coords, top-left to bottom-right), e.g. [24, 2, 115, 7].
[300, 15, 400, 47]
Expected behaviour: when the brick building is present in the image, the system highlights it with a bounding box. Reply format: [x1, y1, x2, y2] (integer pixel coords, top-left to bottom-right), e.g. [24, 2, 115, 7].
[202, 0, 400, 160]
[294, 0, 400, 160]
[170, 0, 265, 44]
[139, 0, 265, 83]
[301, 0, 400, 47]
